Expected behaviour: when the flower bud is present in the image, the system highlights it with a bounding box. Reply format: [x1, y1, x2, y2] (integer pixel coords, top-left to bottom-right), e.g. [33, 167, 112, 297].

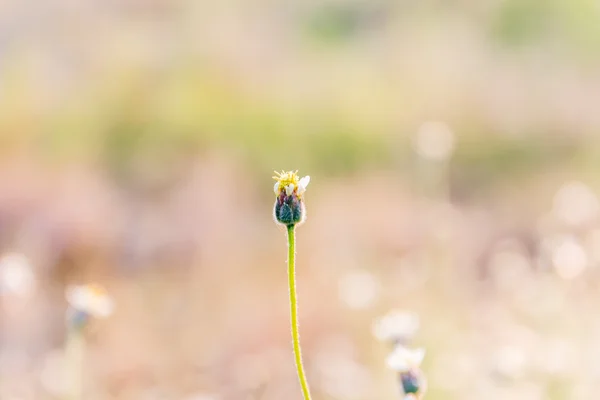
[400, 369, 426, 397]
[273, 171, 310, 226]
[386, 346, 427, 399]
[65, 284, 114, 330]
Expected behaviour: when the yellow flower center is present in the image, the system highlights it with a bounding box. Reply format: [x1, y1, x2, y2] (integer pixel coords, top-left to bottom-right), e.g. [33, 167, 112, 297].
[88, 284, 108, 299]
[273, 170, 299, 194]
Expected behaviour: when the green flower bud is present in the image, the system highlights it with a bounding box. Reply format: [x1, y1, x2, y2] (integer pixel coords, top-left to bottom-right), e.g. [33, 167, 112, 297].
[400, 369, 426, 397]
[386, 346, 427, 399]
[273, 170, 310, 226]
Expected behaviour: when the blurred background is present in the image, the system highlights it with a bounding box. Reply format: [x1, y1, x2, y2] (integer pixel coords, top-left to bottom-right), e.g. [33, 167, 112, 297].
[1, 0, 600, 399]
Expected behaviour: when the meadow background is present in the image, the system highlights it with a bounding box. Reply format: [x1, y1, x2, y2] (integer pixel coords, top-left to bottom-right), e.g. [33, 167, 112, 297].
[1, 0, 600, 399]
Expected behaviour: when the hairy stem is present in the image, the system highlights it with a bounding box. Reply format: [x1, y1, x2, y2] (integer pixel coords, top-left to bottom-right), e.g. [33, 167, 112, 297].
[287, 224, 312, 400]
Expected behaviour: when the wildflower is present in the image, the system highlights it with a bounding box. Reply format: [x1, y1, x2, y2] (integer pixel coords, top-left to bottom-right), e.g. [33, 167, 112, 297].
[66, 284, 114, 328]
[0, 252, 36, 297]
[387, 346, 425, 372]
[413, 121, 455, 162]
[273, 169, 312, 399]
[551, 236, 587, 280]
[62, 284, 113, 400]
[373, 310, 420, 344]
[273, 170, 310, 226]
[552, 181, 599, 226]
[387, 346, 427, 399]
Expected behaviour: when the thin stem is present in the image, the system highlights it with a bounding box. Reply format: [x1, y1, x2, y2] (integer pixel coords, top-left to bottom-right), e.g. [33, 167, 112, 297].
[65, 326, 85, 400]
[287, 224, 312, 400]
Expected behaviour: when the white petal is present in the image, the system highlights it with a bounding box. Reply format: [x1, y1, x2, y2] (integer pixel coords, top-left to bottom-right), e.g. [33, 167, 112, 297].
[299, 176, 310, 190]
[285, 184, 295, 196]
[90, 296, 114, 318]
[386, 352, 409, 371]
[410, 348, 425, 365]
[386, 346, 425, 372]
[274, 181, 280, 194]
[66, 285, 114, 318]
[66, 285, 88, 309]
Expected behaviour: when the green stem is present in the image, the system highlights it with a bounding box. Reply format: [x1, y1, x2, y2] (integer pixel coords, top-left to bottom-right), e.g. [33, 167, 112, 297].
[65, 326, 85, 400]
[287, 224, 312, 400]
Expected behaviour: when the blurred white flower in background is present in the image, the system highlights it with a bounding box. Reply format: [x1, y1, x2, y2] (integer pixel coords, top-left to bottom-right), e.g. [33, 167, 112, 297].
[66, 284, 114, 318]
[551, 236, 588, 280]
[386, 346, 425, 372]
[413, 121, 455, 162]
[337, 270, 380, 310]
[0, 252, 36, 297]
[552, 181, 599, 226]
[372, 310, 420, 343]
[492, 345, 528, 379]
